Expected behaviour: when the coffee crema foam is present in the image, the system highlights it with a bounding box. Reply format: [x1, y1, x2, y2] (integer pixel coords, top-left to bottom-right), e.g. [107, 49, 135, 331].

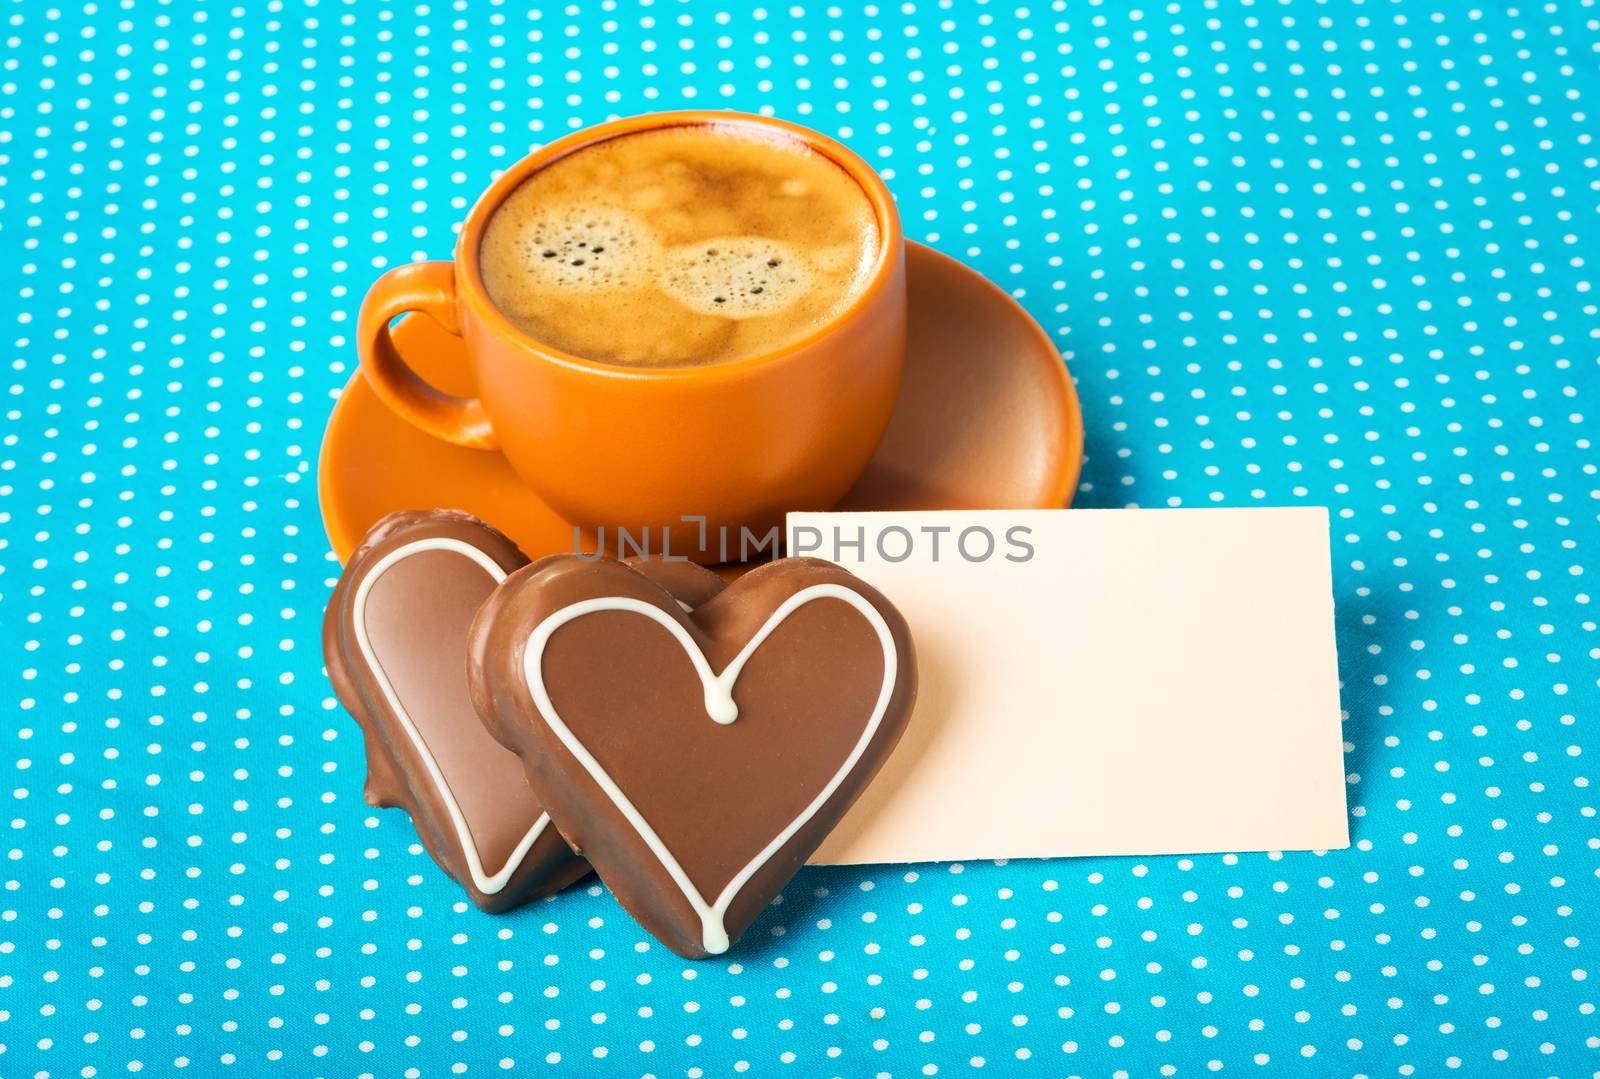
[477, 126, 880, 367]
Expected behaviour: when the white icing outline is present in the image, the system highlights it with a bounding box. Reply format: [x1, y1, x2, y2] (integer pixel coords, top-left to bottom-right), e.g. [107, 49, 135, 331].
[522, 583, 896, 954]
[352, 537, 550, 896]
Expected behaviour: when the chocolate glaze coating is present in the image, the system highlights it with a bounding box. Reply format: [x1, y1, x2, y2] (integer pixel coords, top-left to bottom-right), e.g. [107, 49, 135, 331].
[617, 555, 729, 610]
[467, 556, 917, 958]
[323, 511, 589, 911]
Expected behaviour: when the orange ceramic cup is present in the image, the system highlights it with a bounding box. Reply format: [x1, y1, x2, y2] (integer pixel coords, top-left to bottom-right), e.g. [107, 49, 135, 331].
[357, 111, 907, 561]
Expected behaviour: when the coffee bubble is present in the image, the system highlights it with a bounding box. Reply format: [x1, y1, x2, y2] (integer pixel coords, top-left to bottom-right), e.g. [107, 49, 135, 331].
[511, 205, 656, 291]
[660, 237, 812, 319]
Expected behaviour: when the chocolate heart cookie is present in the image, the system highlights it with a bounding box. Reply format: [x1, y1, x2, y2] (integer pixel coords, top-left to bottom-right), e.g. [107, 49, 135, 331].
[467, 556, 916, 957]
[324, 511, 590, 910]
[325, 512, 731, 912]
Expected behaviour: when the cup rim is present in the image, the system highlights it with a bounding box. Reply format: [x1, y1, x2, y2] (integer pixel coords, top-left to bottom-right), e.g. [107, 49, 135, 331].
[453, 109, 904, 382]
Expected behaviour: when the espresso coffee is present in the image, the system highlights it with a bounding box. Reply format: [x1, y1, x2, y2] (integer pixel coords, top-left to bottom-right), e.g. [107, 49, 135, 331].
[477, 125, 880, 366]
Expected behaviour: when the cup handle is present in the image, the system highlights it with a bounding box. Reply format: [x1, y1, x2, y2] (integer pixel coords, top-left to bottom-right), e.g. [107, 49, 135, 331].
[357, 260, 499, 451]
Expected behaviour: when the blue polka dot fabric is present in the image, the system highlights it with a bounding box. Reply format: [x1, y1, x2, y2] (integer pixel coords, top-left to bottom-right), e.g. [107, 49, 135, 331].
[2, 1, 1596, 1075]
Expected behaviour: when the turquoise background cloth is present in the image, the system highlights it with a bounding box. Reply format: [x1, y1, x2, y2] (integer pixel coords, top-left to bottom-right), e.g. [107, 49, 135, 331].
[2, 0, 1596, 1074]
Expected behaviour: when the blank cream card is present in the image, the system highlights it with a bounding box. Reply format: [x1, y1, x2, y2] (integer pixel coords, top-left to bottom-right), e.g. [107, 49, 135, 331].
[787, 508, 1349, 865]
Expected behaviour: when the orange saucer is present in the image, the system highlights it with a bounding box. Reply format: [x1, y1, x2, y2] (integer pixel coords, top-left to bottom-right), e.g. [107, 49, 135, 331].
[319, 242, 1082, 563]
